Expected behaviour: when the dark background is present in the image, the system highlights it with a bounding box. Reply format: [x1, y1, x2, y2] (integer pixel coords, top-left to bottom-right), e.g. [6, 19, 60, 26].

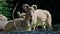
[11, 0, 60, 25]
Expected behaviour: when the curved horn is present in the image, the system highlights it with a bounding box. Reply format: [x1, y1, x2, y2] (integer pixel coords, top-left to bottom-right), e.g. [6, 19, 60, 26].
[32, 5, 37, 10]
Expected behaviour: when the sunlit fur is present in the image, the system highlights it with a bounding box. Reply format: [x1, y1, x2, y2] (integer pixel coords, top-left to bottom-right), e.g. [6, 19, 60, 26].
[32, 5, 52, 30]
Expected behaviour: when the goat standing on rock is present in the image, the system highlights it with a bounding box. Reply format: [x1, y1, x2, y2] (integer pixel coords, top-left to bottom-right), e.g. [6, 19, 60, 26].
[22, 4, 52, 30]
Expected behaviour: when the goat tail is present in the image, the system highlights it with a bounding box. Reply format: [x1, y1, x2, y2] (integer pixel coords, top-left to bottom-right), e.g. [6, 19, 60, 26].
[46, 11, 52, 29]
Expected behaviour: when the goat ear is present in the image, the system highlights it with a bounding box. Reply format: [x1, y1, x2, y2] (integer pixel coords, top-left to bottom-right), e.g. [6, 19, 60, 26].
[32, 5, 37, 10]
[17, 11, 21, 17]
[22, 4, 29, 9]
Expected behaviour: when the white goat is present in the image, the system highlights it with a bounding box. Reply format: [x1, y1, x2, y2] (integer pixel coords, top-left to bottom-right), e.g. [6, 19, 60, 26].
[22, 4, 52, 30]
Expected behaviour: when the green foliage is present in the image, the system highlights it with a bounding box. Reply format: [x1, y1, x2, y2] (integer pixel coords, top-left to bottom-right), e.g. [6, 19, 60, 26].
[0, 0, 14, 20]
